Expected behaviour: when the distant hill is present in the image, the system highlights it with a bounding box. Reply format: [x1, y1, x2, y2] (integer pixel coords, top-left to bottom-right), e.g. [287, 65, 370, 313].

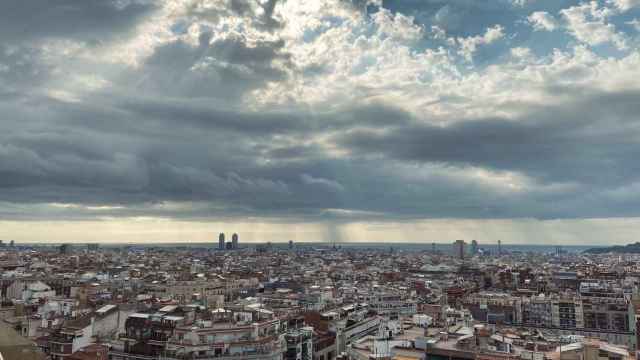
[584, 242, 640, 254]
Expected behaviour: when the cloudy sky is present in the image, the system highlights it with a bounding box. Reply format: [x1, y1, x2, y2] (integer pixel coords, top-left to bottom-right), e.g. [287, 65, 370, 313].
[1, 0, 640, 244]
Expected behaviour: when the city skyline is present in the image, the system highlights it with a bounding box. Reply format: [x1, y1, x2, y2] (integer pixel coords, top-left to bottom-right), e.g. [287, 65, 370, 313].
[2, 0, 640, 244]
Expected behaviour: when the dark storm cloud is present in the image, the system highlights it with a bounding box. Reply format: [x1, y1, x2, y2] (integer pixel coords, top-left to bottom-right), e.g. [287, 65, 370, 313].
[0, 46, 49, 87]
[130, 33, 290, 100]
[261, 144, 325, 160]
[0, 86, 494, 220]
[118, 98, 306, 135]
[0, 45, 55, 99]
[0, 90, 351, 216]
[110, 96, 411, 137]
[0, 0, 156, 44]
[339, 89, 640, 187]
[3, 81, 640, 221]
[1, 0, 640, 226]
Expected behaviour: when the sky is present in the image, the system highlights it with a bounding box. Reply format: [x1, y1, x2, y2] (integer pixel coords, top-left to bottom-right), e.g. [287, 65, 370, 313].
[1, 0, 640, 245]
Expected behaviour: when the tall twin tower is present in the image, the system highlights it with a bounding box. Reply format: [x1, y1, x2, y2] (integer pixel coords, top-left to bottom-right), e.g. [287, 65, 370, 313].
[218, 233, 239, 250]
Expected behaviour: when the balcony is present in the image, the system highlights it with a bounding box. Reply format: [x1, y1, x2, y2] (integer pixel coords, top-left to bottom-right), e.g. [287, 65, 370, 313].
[108, 351, 158, 360]
[168, 335, 278, 347]
[158, 347, 283, 360]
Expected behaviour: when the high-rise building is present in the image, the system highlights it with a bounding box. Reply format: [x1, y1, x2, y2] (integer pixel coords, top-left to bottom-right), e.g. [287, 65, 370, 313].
[218, 233, 225, 250]
[498, 240, 502, 255]
[232, 233, 238, 249]
[59, 244, 71, 255]
[471, 240, 478, 255]
[453, 240, 465, 260]
[555, 246, 563, 256]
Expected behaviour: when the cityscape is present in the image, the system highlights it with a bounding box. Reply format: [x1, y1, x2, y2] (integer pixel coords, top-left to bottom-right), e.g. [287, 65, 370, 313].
[2, 238, 640, 360]
[3, 0, 640, 360]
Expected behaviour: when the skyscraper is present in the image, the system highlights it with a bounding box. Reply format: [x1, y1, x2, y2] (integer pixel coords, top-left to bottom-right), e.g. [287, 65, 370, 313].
[471, 240, 478, 255]
[453, 240, 465, 260]
[232, 233, 238, 249]
[219, 233, 225, 250]
[59, 244, 70, 254]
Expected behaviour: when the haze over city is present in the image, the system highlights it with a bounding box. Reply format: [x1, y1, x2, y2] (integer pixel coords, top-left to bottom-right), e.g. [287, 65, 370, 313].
[2, 0, 640, 244]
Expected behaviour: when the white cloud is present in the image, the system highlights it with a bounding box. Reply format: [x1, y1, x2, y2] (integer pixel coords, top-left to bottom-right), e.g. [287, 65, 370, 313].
[560, 1, 628, 50]
[31, 0, 639, 125]
[5, 0, 640, 240]
[608, 0, 640, 12]
[510, 46, 533, 61]
[250, 0, 461, 111]
[47, 89, 82, 103]
[371, 8, 423, 43]
[247, 0, 640, 124]
[457, 25, 505, 61]
[301, 174, 345, 192]
[528, 11, 558, 31]
[511, 0, 535, 7]
[627, 18, 640, 31]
